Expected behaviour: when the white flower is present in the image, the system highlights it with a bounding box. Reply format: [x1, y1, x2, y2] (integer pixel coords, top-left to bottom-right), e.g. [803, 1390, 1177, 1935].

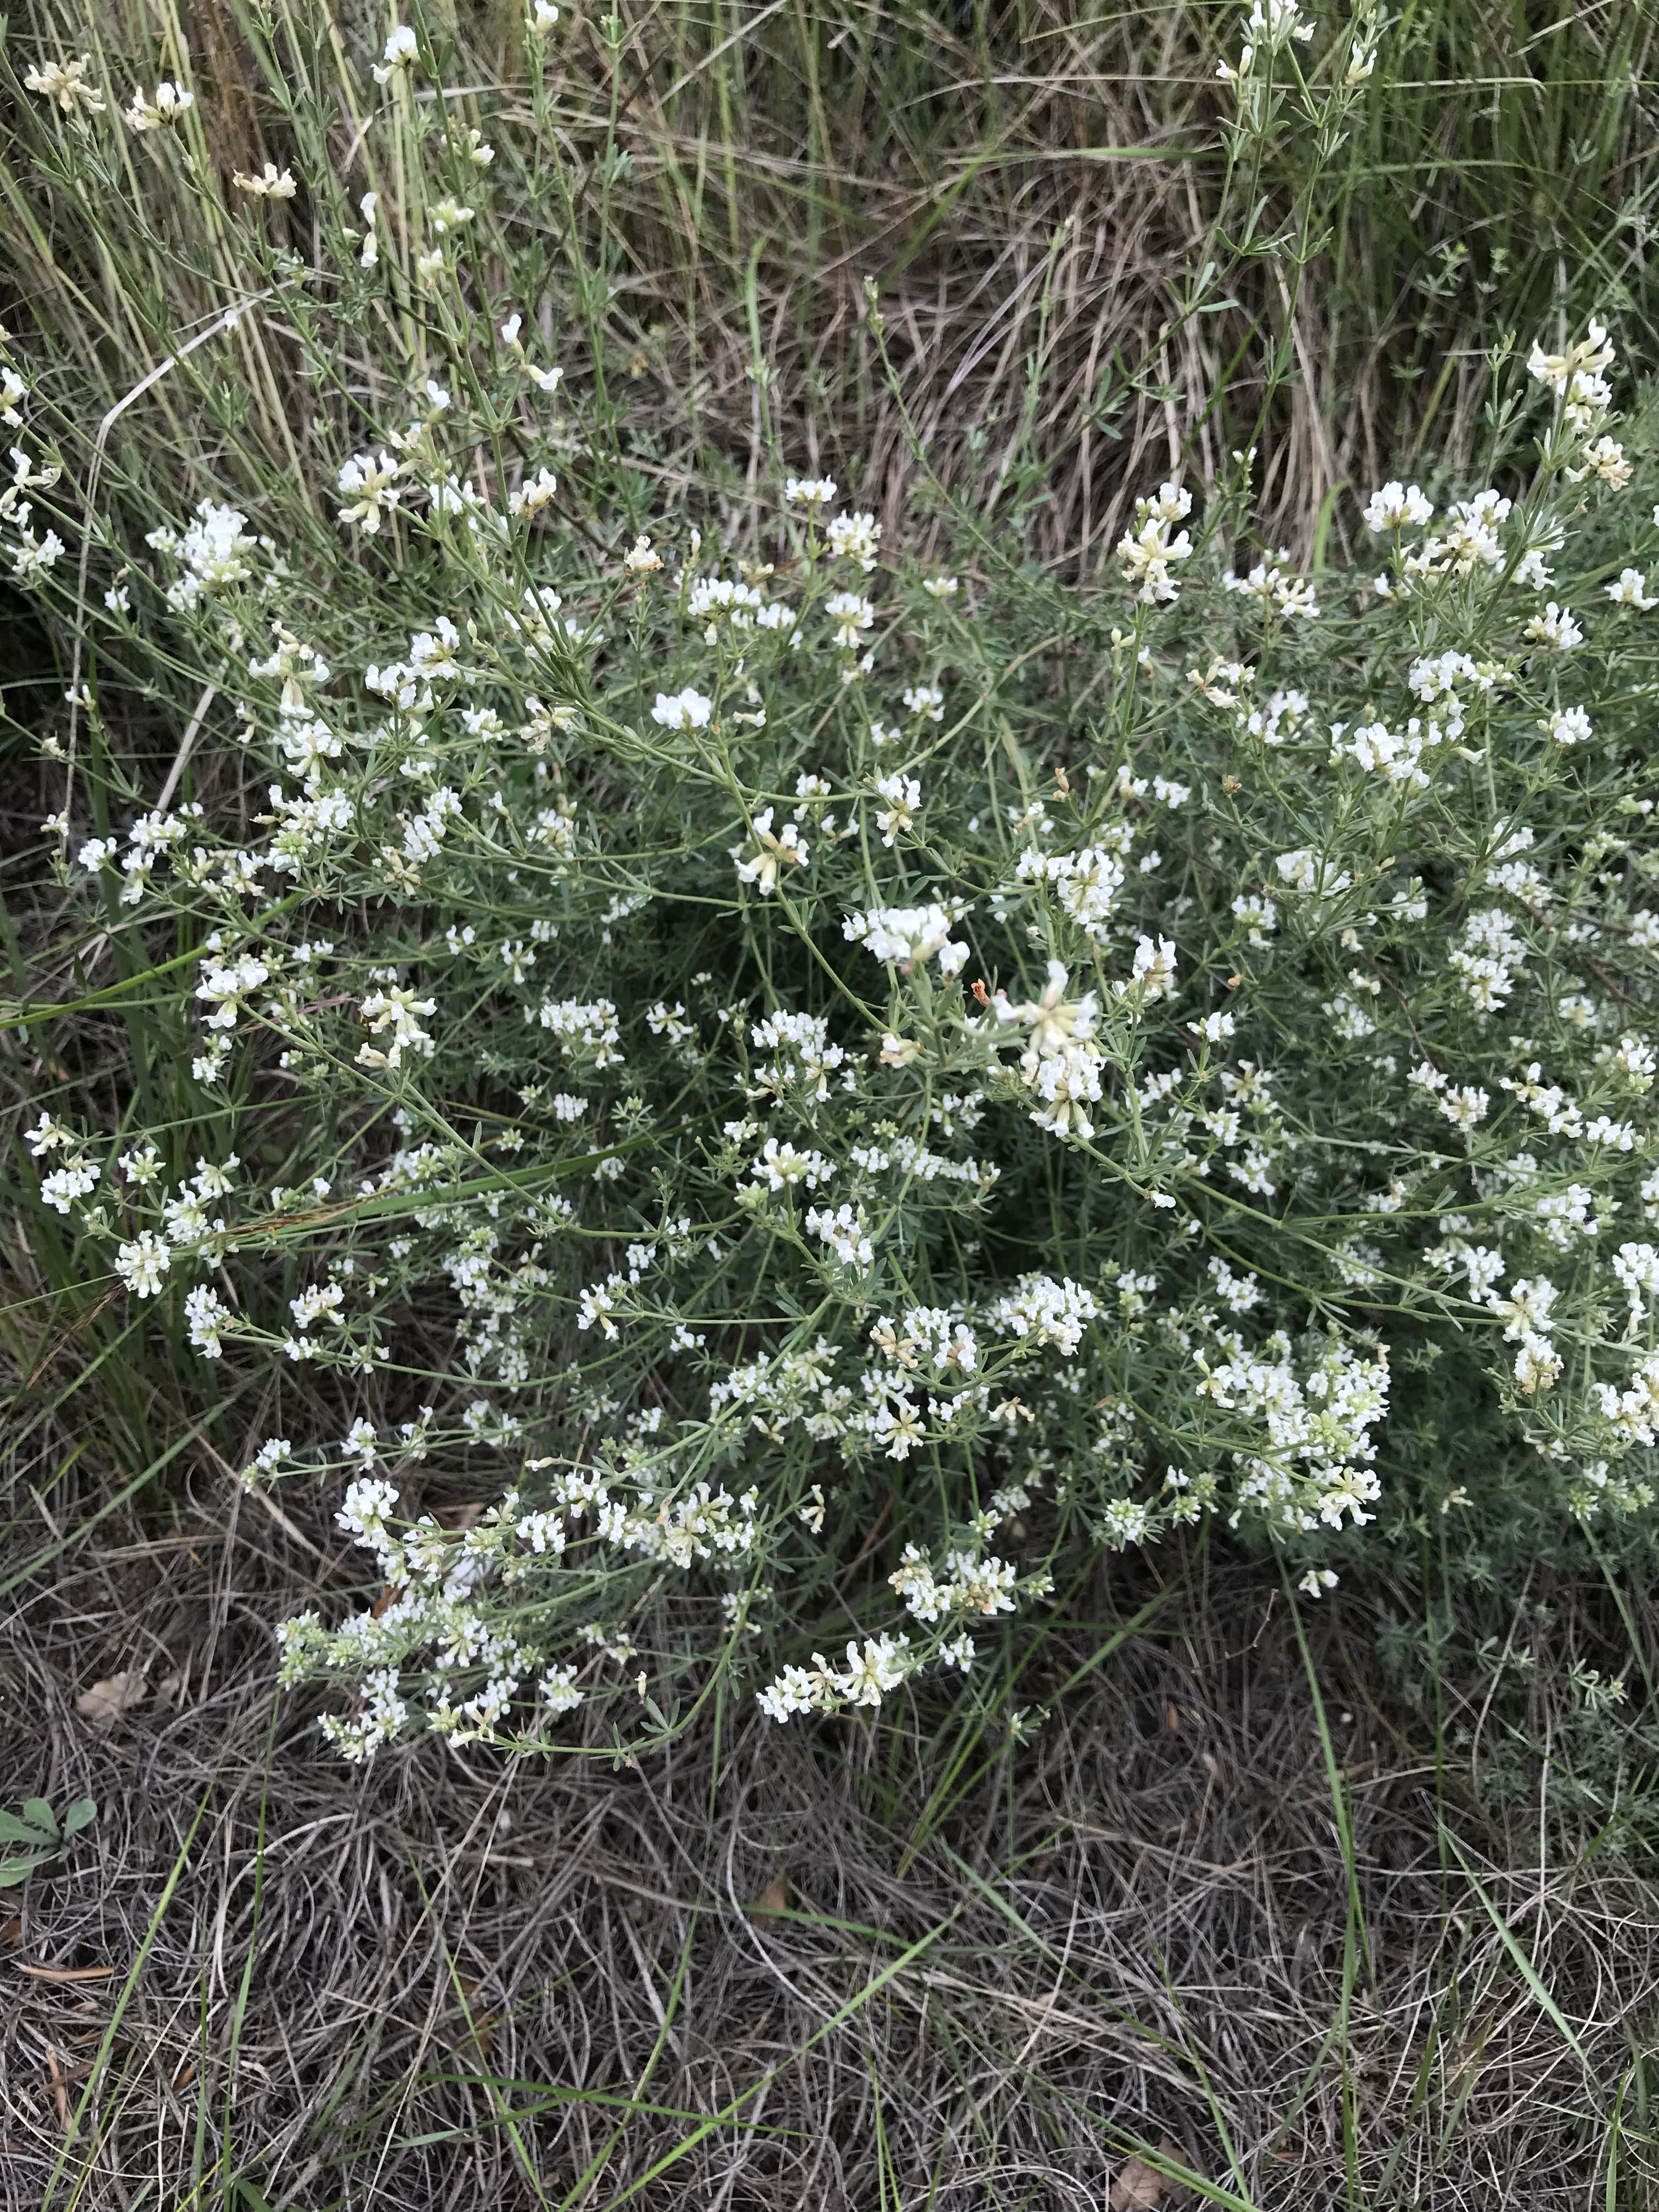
[1566, 435, 1632, 489]
[1120, 933, 1177, 1007]
[1542, 705, 1592, 747]
[24, 55, 105, 115]
[336, 451, 402, 534]
[873, 772, 921, 845]
[13, 526, 66, 582]
[1274, 847, 1352, 898]
[995, 961, 1097, 1056]
[826, 510, 881, 570]
[750, 1136, 830, 1191]
[1436, 1085, 1489, 1132]
[1440, 490, 1510, 572]
[1116, 484, 1193, 603]
[115, 1231, 171, 1299]
[426, 473, 489, 526]
[651, 686, 713, 731]
[1025, 1041, 1104, 1140]
[161, 500, 256, 607]
[373, 24, 420, 80]
[337, 1475, 399, 1543]
[533, 997, 623, 1066]
[233, 163, 297, 200]
[352, 190, 381, 267]
[1229, 554, 1319, 620]
[1607, 568, 1657, 610]
[785, 475, 837, 509]
[805, 1203, 874, 1272]
[508, 466, 559, 516]
[843, 904, 970, 977]
[757, 1666, 821, 1722]
[195, 951, 270, 1030]
[245, 1438, 292, 1483]
[730, 808, 808, 895]
[185, 1284, 231, 1358]
[40, 1158, 100, 1213]
[540, 1665, 582, 1716]
[26, 1114, 73, 1158]
[1523, 602, 1582, 651]
[358, 984, 437, 1069]
[1346, 29, 1378, 82]
[1527, 319, 1613, 399]
[991, 1273, 1099, 1356]
[836, 1634, 911, 1706]
[578, 1278, 622, 1337]
[291, 1281, 346, 1332]
[825, 591, 875, 648]
[1362, 481, 1433, 533]
[126, 80, 194, 132]
[1584, 1116, 1635, 1150]
[1514, 1334, 1562, 1395]
[1226, 0, 1316, 74]
[1335, 720, 1427, 789]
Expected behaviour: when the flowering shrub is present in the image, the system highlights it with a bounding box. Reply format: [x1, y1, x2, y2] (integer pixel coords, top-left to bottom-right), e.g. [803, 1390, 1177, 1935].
[11, 10, 1659, 1758]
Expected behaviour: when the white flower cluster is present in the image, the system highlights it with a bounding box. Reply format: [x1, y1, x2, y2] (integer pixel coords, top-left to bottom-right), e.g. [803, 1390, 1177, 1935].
[14, 41, 1659, 1766]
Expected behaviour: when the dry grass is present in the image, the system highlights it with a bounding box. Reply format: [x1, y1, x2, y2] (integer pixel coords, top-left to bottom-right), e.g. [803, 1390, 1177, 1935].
[526, 0, 1659, 563]
[7, 0, 1658, 577]
[3, 1458, 1657, 2207]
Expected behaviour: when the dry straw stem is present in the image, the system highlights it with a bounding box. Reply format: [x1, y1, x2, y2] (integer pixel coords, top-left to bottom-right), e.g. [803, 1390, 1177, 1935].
[3, 0, 1657, 573]
[453, 0, 1656, 562]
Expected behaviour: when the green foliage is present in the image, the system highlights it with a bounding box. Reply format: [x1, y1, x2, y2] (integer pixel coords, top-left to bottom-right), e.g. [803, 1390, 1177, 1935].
[0, 1794, 97, 1887]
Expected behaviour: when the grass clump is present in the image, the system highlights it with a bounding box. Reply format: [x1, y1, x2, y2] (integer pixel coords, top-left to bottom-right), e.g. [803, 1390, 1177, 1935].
[5, 2, 1659, 1770]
